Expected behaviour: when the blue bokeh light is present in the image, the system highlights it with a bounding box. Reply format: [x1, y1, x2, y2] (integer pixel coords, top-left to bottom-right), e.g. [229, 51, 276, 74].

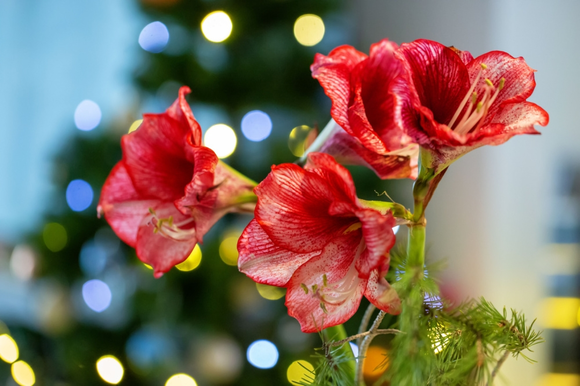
[138, 21, 170, 53]
[82, 279, 112, 312]
[66, 179, 94, 212]
[126, 329, 175, 369]
[241, 110, 272, 142]
[246, 340, 278, 369]
[79, 240, 108, 277]
[349, 342, 359, 361]
[74, 100, 102, 131]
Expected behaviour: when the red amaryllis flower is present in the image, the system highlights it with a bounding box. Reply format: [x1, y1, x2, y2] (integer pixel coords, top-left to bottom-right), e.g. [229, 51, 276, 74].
[396, 39, 549, 174]
[311, 39, 418, 179]
[238, 152, 400, 333]
[98, 86, 256, 278]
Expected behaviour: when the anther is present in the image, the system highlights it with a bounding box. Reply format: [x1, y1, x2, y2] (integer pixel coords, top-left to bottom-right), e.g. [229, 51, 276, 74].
[480, 63, 488, 69]
[485, 78, 493, 87]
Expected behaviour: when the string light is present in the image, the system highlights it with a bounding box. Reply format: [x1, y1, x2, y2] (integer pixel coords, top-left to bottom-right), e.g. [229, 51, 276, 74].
[0, 334, 19, 363]
[128, 119, 143, 133]
[256, 283, 285, 300]
[139, 21, 170, 53]
[43, 223, 67, 252]
[74, 100, 102, 131]
[288, 125, 315, 157]
[204, 124, 237, 158]
[66, 179, 94, 212]
[287, 360, 315, 385]
[246, 340, 278, 369]
[176, 244, 202, 271]
[201, 11, 233, 43]
[293, 14, 325, 46]
[241, 110, 272, 142]
[96, 355, 124, 384]
[82, 280, 112, 313]
[166, 373, 198, 386]
[11, 360, 35, 386]
[219, 234, 239, 266]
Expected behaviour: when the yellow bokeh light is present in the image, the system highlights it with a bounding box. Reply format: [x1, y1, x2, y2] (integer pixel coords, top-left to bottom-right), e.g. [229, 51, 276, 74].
[96, 355, 124, 385]
[0, 334, 19, 363]
[176, 244, 202, 272]
[11, 360, 35, 386]
[536, 373, 580, 386]
[204, 124, 237, 158]
[219, 236, 239, 266]
[363, 346, 388, 378]
[287, 360, 315, 385]
[143, 263, 153, 270]
[293, 14, 325, 47]
[166, 373, 198, 386]
[288, 125, 315, 157]
[43, 223, 67, 252]
[256, 283, 285, 301]
[128, 119, 143, 133]
[201, 11, 233, 43]
[538, 297, 580, 329]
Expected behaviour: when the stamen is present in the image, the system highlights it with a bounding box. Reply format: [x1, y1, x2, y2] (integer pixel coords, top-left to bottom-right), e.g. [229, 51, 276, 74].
[484, 78, 493, 87]
[480, 63, 488, 70]
[447, 65, 486, 128]
[148, 209, 196, 241]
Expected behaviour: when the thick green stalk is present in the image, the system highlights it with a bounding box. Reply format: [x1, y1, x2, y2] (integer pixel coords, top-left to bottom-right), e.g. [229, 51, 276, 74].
[323, 324, 357, 382]
[407, 224, 426, 270]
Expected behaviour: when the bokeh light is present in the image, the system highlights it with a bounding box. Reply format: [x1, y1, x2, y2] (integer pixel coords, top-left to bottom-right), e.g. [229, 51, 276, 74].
[66, 179, 94, 212]
[82, 279, 112, 313]
[176, 244, 202, 271]
[201, 11, 233, 43]
[537, 373, 580, 386]
[363, 346, 388, 378]
[241, 110, 272, 142]
[349, 342, 359, 359]
[166, 373, 197, 386]
[288, 125, 315, 157]
[11, 360, 35, 386]
[79, 240, 108, 277]
[0, 334, 19, 363]
[74, 100, 102, 131]
[43, 223, 67, 252]
[128, 119, 143, 133]
[204, 124, 237, 158]
[246, 340, 279, 369]
[287, 360, 315, 385]
[219, 234, 239, 266]
[256, 283, 285, 300]
[293, 14, 325, 46]
[96, 355, 124, 384]
[539, 297, 580, 329]
[196, 336, 243, 383]
[10, 245, 36, 281]
[393, 225, 400, 235]
[139, 21, 170, 53]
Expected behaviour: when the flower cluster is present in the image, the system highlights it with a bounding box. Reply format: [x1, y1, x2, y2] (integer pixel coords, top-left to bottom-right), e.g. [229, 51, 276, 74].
[100, 39, 548, 331]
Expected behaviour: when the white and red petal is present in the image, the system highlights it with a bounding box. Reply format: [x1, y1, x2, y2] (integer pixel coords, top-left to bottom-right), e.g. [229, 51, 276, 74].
[355, 207, 397, 277]
[365, 269, 401, 314]
[238, 220, 320, 287]
[285, 232, 367, 333]
[254, 163, 354, 253]
[98, 162, 159, 247]
[165, 86, 203, 146]
[136, 202, 197, 278]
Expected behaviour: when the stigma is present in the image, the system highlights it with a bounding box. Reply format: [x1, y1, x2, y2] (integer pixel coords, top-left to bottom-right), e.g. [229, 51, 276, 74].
[447, 63, 506, 136]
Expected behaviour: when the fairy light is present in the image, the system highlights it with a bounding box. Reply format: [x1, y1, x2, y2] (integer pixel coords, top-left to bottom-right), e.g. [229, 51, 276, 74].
[128, 119, 143, 133]
[0, 334, 19, 363]
[96, 355, 124, 384]
[293, 14, 325, 46]
[201, 11, 233, 43]
[246, 340, 278, 369]
[43, 223, 67, 252]
[204, 124, 237, 158]
[165, 373, 198, 386]
[74, 100, 102, 131]
[287, 360, 315, 385]
[139, 21, 170, 53]
[288, 125, 314, 157]
[538, 297, 580, 329]
[256, 283, 285, 300]
[11, 360, 35, 386]
[176, 244, 202, 271]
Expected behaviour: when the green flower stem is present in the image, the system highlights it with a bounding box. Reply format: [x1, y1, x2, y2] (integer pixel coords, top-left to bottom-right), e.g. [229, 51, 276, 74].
[407, 224, 426, 271]
[323, 324, 357, 382]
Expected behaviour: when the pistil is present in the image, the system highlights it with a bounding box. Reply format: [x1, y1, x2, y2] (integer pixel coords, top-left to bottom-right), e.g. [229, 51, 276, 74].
[148, 208, 196, 241]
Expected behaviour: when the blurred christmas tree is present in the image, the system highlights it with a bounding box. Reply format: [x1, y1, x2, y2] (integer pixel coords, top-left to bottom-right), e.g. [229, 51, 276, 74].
[0, 0, 410, 385]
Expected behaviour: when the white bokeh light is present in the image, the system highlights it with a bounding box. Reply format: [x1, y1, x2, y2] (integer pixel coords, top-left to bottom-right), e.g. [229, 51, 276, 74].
[82, 279, 112, 313]
[139, 21, 170, 53]
[246, 340, 278, 369]
[74, 100, 102, 131]
[204, 124, 237, 158]
[241, 110, 272, 142]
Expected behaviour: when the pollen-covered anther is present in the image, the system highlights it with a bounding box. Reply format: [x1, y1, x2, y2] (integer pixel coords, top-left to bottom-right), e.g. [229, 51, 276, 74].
[148, 208, 195, 241]
[310, 266, 360, 315]
[448, 69, 507, 136]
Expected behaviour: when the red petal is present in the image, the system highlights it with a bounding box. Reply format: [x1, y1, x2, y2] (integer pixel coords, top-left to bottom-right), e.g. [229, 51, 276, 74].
[398, 39, 471, 126]
[311, 46, 367, 135]
[165, 86, 203, 146]
[285, 232, 367, 333]
[365, 269, 401, 314]
[122, 113, 195, 201]
[254, 162, 356, 253]
[136, 202, 197, 278]
[467, 51, 538, 123]
[304, 152, 358, 203]
[320, 129, 418, 179]
[355, 207, 397, 277]
[98, 162, 159, 246]
[238, 220, 320, 287]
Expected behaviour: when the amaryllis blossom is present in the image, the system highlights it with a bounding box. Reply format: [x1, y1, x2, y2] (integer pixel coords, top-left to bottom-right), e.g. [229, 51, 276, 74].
[238, 152, 400, 332]
[311, 39, 418, 179]
[396, 39, 549, 174]
[98, 86, 256, 278]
